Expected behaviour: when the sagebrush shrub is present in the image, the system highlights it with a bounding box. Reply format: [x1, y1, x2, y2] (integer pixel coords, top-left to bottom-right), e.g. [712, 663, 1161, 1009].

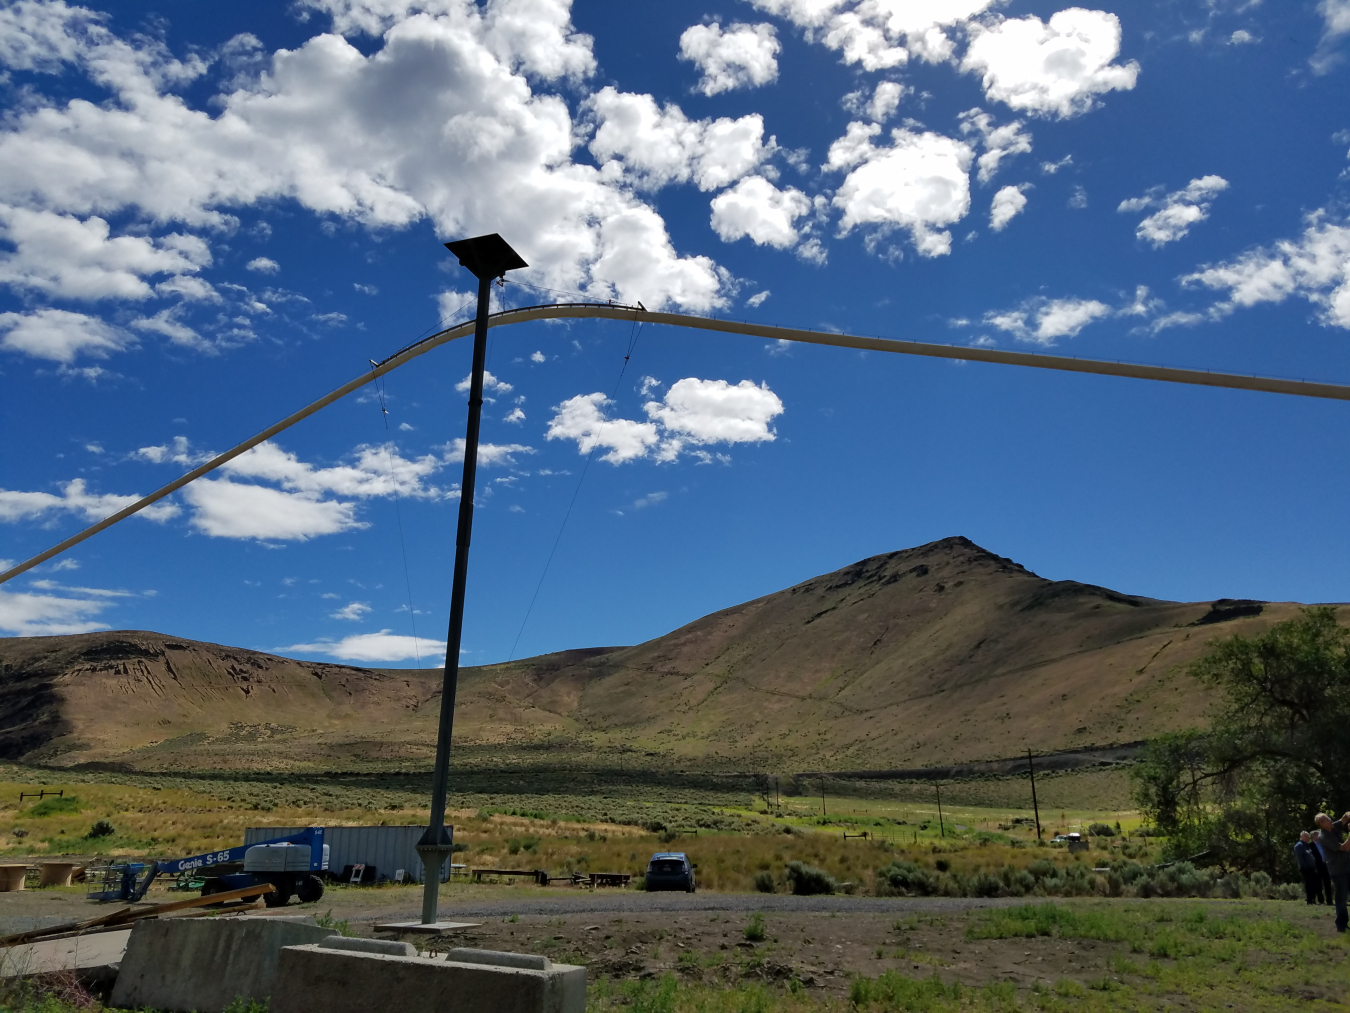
[875, 860, 934, 897]
[785, 860, 836, 896]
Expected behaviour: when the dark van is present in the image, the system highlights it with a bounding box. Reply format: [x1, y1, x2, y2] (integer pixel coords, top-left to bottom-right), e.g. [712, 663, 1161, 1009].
[645, 851, 696, 892]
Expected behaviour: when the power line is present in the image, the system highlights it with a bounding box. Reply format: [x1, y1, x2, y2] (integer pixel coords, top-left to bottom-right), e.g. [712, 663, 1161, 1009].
[368, 361, 423, 669]
[507, 311, 646, 661]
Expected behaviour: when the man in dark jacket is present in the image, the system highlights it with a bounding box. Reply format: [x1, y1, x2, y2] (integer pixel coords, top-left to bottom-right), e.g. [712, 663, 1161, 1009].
[1315, 813, 1350, 931]
[1296, 831, 1325, 904]
[1311, 828, 1334, 905]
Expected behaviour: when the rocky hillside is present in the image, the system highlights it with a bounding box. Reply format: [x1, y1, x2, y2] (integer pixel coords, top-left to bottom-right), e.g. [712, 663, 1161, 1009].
[0, 537, 1319, 772]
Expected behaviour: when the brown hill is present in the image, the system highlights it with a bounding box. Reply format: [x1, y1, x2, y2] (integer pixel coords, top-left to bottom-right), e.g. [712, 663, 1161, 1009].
[0, 537, 1326, 773]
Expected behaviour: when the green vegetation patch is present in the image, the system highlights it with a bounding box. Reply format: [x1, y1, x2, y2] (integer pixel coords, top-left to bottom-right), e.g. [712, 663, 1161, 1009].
[27, 795, 82, 817]
[967, 902, 1141, 944]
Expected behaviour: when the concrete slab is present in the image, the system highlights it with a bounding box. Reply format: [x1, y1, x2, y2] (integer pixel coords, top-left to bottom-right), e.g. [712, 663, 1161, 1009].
[273, 943, 585, 1013]
[0, 927, 131, 978]
[374, 919, 481, 933]
[110, 915, 331, 1013]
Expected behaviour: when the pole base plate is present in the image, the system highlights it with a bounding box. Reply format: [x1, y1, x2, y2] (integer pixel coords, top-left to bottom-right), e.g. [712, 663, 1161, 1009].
[374, 920, 481, 934]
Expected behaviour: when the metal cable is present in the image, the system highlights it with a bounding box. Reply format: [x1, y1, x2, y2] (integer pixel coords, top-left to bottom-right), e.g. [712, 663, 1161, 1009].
[506, 311, 645, 661]
[5, 300, 1350, 587]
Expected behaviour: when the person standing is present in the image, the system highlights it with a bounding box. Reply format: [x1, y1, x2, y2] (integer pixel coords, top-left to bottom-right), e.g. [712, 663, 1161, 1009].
[1296, 831, 1325, 904]
[1314, 813, 1350, 931]
[1311, 829, 1334, 905]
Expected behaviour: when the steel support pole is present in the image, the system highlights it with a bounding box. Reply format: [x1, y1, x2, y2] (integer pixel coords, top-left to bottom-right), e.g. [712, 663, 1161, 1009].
[416, 270, 493, 924]
[1028, 749, 1042, 841]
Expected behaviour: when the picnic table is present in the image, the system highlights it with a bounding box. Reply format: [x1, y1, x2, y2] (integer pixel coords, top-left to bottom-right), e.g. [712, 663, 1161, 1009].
[470, 868, 551, 886]
[469, 868, 632, 888]
[38, 863, 84, 887]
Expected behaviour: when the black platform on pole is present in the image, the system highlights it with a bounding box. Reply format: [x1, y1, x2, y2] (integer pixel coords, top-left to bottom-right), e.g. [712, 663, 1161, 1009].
[417, 233, 526, 925]
[445, 234, 528, 281]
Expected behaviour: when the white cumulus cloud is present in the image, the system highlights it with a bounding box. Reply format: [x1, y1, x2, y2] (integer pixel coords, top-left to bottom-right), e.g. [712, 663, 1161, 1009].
[842, 81, 908, 123]
[156, 437, 529, 541]
[752, 0, 998, 70]
[1118, 175, 1228, 247]
[0, 206, 212, 302]
[281, 630, 447, 663]
[985, 296, 1112, 344]
[547, 377, 784, 464]
[0, 0, 729, 314]
[825, 123, 972, 257]
[245, 256, 279, 274]
[455, 370, 513, 394]
[0, 478, 180, 525]
[1311, 0, 1350, 73]
[710, 176, 812, 249]
[546, 393, 661, 464]
[331, 601, 372, 621]
[441, 438, 535, 466]
[961, 9, 1140, 119]
[132, 435, 211, 466]
[437, 289, 477, 325]
[989, 185, 1028, 231]
[679, 22, 780, 96]
[586, 87, 769, 192]
[957, 109, 1032, 184]
[0, 587, 112, 636]
[183, 479, 366, 541]
[1180, 214, 1350, 329]
[645, 378, 783, 462]
[0, 308, 131, 363]
[131, 307, 209, 352]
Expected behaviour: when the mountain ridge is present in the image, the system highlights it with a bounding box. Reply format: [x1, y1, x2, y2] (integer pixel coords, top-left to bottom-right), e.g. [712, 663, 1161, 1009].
[0, 536, 1325, 772]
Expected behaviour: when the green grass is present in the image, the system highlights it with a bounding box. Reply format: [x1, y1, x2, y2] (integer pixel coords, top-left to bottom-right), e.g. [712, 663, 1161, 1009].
[967, 903, 1143, 945]
[26, 796, 83, 817]
[744, 912, 767, 942]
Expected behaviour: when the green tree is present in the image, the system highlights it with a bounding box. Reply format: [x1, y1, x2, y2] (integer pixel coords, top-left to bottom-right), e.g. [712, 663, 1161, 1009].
[1131, 606, 1350, 877]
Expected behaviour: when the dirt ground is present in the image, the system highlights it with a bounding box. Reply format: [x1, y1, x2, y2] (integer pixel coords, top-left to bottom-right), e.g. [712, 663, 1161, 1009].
[399, 908, 1092, 997]
[6, 882, 1346, 1002]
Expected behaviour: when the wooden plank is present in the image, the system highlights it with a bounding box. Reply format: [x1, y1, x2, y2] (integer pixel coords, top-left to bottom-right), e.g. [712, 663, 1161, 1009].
[10, 899, 261, 945]
[0, 882, 274, 947]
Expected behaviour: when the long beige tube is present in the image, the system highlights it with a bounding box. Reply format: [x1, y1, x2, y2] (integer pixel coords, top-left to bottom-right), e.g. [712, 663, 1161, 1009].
[4, 300, 1348, 587]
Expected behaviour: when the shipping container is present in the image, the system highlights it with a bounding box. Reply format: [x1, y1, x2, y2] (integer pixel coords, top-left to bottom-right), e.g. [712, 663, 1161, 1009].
[244, 825, 452, 883]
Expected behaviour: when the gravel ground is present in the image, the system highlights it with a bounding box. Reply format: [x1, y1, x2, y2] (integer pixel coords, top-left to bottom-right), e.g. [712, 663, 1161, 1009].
[0, 885, 1013, 938]
[350, 892, 1015, 924]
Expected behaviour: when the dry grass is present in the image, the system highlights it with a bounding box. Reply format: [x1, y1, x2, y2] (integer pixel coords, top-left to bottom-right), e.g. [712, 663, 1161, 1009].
[0, 763, 1160, 894]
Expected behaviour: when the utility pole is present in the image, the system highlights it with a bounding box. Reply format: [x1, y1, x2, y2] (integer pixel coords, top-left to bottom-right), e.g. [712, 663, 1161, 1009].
[416, 234, 527, 927]
[1027, 748, 1042, 841]
[821, 777, 827, 818]
[936, 783, 945, 838]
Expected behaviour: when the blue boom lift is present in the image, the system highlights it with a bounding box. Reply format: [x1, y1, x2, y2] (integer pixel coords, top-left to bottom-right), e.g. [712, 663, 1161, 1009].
[89, 826, 328, 906]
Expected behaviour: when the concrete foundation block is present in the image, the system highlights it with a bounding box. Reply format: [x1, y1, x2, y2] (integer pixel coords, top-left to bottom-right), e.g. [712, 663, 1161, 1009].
[273, 943, 586, 1013]
[320, 935, 417, 957]
[445, 947, 550, 970]
[109, 915, 331, 1013]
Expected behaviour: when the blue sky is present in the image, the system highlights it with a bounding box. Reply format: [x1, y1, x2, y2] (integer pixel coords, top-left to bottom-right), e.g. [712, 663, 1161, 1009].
[1, 0, 1349, 667]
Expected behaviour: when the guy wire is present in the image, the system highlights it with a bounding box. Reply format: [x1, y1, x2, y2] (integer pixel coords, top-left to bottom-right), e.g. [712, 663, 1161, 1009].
[368, 360, 423, 669]
[507, 311, 646, 661]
